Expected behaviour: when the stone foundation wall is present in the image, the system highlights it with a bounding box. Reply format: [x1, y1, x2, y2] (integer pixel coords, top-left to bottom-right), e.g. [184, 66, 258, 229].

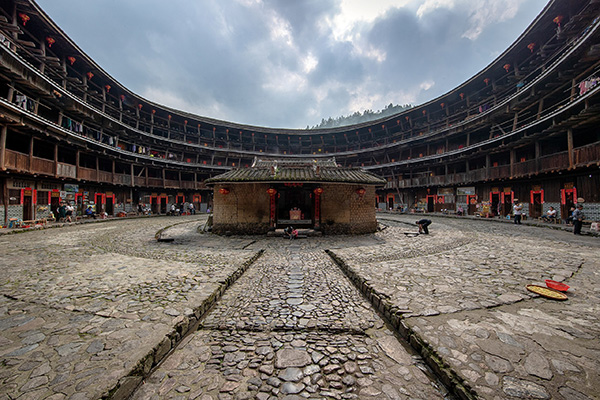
[321, 184, 377, 234]
[212, 183, 271, 234]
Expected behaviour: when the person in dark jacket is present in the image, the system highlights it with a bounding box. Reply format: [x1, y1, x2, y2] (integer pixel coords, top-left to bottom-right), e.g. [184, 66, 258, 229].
[416, 219, 432, 234]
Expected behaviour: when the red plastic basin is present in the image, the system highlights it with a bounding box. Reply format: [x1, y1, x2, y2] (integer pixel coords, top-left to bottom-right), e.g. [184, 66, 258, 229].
[545, 279, 570, 292]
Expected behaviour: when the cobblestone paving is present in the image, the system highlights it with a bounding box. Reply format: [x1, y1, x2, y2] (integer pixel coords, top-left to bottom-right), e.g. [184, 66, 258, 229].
[132, 249, 445, 399]
[0, 216, 257, 399]
[1, 215, 599, 399]
[332, 215, 600, 399]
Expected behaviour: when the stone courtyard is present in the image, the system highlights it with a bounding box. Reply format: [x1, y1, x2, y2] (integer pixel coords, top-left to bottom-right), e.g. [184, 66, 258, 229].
[0, 215, 598, 399]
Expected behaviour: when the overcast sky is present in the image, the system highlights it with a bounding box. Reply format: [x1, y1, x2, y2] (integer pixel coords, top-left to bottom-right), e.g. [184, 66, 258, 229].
[37, 0, 548, 129]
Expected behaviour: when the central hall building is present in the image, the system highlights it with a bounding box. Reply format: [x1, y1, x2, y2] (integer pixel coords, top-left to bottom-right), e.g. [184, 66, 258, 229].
[205, 158, 385, 235]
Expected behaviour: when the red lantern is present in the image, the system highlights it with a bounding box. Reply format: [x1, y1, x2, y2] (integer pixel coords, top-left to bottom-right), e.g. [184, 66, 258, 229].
[503, 64, 510, 72]
[219, 188, 230, 195]
[120, 95, 125, 102]
[484, 78, 490, 86]
[459, 92, 465, 100]
[168, 115, 172, 120]
[527, 42, 536, 53]
[553, 15, 563, 27]
[138, 104, 142, 110]
[104, 84, 111, 93]
[440, 102, 445, 109]
[86, 72, 94, 80]
[184, 120, 188, 125]
[356, 188, 366, 196]
[67, 56, 76, 65]
[46, 37, 55, 48]
[405, 116, 409, 121]
[422, 109, 426, 115]
[314, 188, 323, 195]
[18, 13, 30, 26]
[266, 188, 277, 196]
[152, 109, 156, 114]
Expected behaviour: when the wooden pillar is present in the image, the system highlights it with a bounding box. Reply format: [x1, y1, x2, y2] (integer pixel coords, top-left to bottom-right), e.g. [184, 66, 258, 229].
[130, 163, 134, 187]
[510, 149, 515, 177]
[486, 154, 490, 180]
[535, 141, 541, 173]
[0, 125, 7, 170]
[567, 128, 574, 168]
[75, 149, 80, 179]
[28, 136, 33, 170]
[54, 143, 58, 177]
[2, 177, 8, 226]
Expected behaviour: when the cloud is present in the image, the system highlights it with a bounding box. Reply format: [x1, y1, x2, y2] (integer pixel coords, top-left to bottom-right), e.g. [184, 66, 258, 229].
[37, 0, 547, 128]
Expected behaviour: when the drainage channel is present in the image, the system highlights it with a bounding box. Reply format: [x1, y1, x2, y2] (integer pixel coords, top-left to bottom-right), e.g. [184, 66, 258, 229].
[129, 246, 451, 399]
[326, 250, 476, 400]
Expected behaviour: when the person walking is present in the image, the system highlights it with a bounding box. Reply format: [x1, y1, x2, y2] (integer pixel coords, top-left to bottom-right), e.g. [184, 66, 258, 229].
[513, 200, 523, 224]
[572, 204, 584, 235]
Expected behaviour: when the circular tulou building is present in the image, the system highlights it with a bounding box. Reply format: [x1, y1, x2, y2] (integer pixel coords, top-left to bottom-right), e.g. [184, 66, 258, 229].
[0, 0, 599, 228]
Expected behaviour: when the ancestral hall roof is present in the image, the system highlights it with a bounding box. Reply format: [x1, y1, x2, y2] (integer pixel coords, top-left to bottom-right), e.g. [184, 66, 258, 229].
[205, 157, 385, 185]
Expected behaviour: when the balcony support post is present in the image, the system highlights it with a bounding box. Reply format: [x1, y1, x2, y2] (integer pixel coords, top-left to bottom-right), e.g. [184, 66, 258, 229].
[0, 125, 7, 171]
[567, 128, 574, 169]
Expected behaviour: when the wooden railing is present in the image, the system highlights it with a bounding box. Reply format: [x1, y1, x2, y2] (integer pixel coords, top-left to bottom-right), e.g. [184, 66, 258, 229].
[4, 149, 28, 170]
[31, 157, 54, 175]
[147, 177, 163, 187]
[540, 151, 568, 172]
[133, 176, 146, 186]
[574, 143, 600, 166]
[79, 167, 96, 180]
[113, 174, 131, 185]
[57, 162, 76, 178]
[98, 171, 112, 183]
[513, 159, 537, 177]
[164, 179, 180, 188]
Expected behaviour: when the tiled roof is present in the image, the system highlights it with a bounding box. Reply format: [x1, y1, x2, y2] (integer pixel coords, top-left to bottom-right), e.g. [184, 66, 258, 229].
[205, 165, 385, 185]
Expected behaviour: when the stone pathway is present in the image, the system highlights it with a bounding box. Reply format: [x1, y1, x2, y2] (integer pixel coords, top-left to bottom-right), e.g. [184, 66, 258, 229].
[1, 214, 599, 399]
[0, 216, 258, 399]
[132, 249, 446, 399]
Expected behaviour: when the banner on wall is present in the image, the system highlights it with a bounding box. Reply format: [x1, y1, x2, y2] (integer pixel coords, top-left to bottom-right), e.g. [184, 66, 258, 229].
[457, 187, 475, 195]
[64, 184, 79, 193]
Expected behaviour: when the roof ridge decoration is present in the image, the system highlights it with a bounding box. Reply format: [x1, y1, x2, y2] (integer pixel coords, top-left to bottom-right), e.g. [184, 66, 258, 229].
[251, 157, 338, 168]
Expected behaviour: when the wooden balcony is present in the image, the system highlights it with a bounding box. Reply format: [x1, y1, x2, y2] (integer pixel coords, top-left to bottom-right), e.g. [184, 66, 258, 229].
[57, 162, 76, 178]
[489, 165, 510, 180]
[31, 157, 54, 175]
[513, 159, 537, 177]
[79, 167, 97, 181]
[164, 179, 180, 188]
[147, 177, 163, 187]
[98, 171, 112, 183]
[540, 151, 568, 172]
[113, 174, 131, 185]
[574, 143, 600, 166]
[179, 181, 196, 189]
[4, 149, 28, 171]
[134, 176, 146, 186]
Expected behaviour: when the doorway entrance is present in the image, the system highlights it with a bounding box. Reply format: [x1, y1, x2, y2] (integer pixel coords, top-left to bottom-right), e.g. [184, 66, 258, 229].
[21, 188, 33, 220]
[276, 186, 314, 227]
[467, 195, 477, 215]
[426, 195, 436, 212]
[530, 190, 543, 218]
[561, 187, 576, 221]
